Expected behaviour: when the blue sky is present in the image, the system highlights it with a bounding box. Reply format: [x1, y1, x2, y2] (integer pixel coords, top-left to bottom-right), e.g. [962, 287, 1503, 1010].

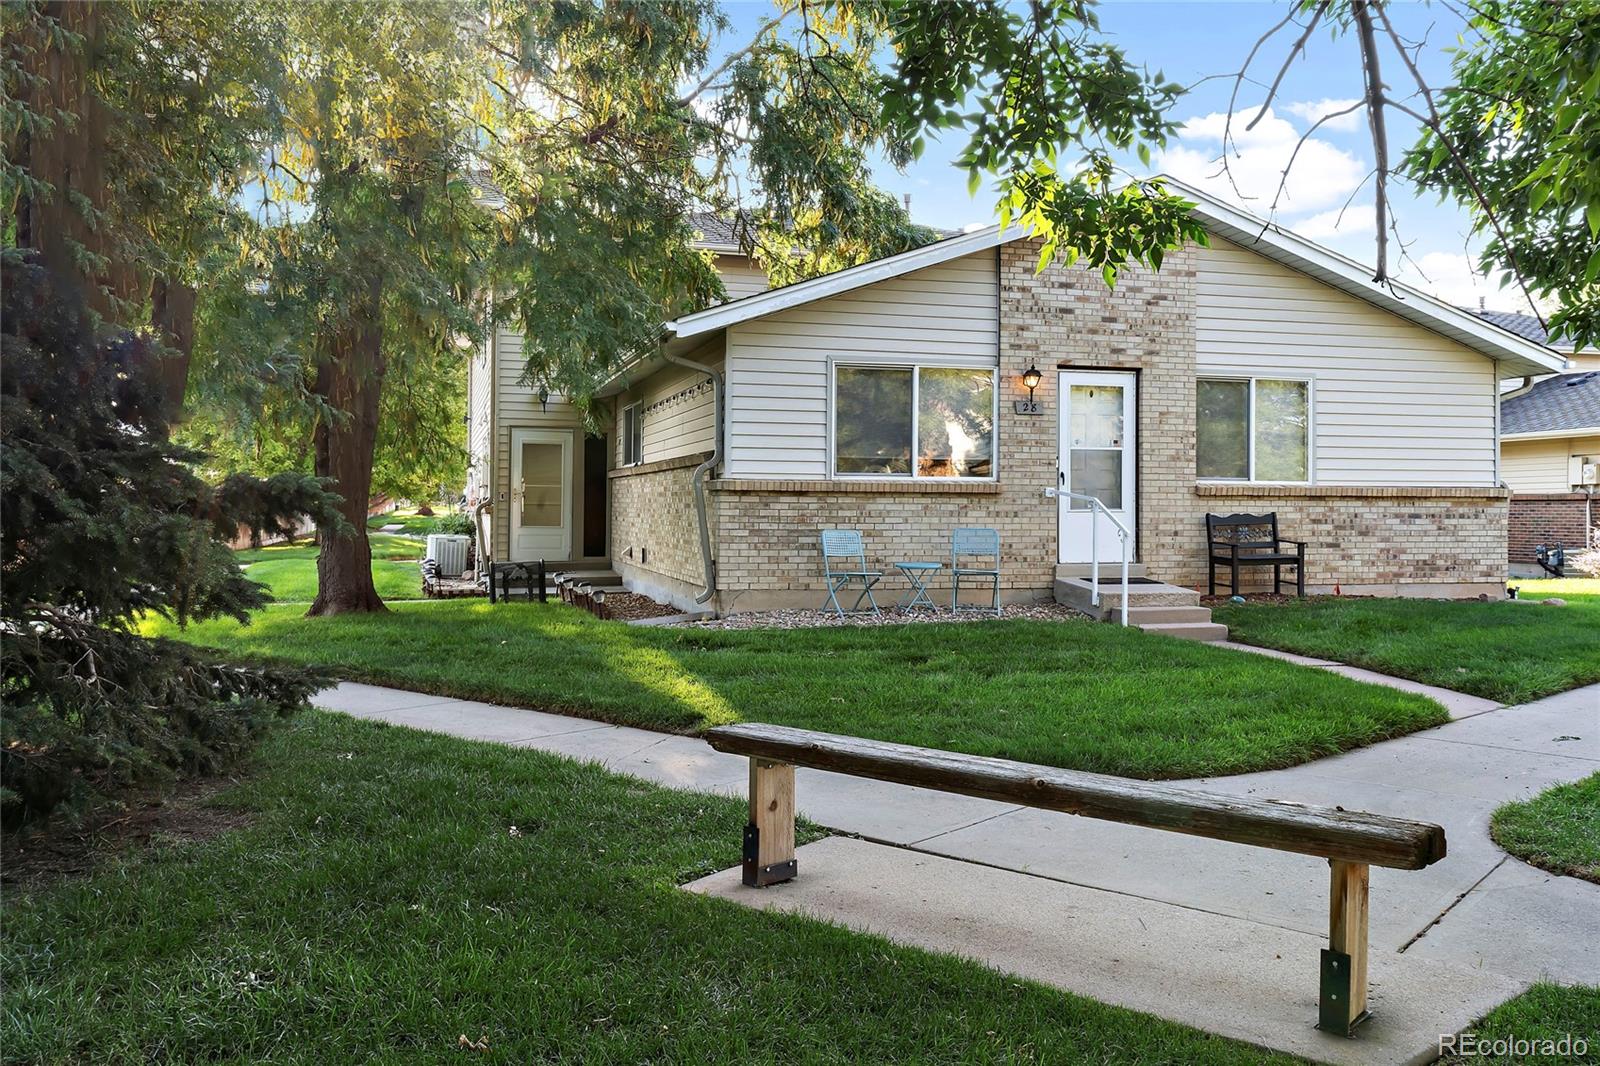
[721, 1, 1533, 315]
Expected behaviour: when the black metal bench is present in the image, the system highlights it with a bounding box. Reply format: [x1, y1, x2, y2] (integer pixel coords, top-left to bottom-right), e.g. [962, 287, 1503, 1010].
[1207, 512, 1306, 597]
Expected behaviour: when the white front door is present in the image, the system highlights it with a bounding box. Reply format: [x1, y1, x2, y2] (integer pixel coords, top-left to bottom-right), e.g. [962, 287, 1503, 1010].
[1058, 370, 1137, 564]
[510, 428, 573, 561]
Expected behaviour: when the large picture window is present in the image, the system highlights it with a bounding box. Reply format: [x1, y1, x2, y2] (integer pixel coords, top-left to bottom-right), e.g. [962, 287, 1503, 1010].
[1196, 377, 1309, 482]
[834, 364, 995, 478]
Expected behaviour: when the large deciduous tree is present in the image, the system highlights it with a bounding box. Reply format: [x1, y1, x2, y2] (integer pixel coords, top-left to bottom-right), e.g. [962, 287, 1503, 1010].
[3, 0, 283, 411]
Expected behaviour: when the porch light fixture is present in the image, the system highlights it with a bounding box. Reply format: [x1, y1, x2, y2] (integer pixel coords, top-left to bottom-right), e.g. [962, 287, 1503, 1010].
[1015, 365, 1044, 416]
[1021, 365, 1042, 398]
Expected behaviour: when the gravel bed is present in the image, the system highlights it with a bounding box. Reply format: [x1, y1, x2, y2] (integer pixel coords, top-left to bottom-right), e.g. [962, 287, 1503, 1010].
[675, 602, 1091, 630]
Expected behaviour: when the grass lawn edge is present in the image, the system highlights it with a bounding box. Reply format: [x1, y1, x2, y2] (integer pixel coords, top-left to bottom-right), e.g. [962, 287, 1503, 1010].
[156, 603, 1453, 782]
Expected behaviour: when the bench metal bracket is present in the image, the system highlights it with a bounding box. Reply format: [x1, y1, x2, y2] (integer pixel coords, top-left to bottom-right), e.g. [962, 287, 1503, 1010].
[742, 823, 797, 887]
[1317, 949, 1371, 1037]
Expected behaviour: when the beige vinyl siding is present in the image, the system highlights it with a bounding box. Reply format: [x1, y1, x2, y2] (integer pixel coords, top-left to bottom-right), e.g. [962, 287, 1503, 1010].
[613, 338, 724, 467]
[713, 253, 768, 302]
[723, 249, 999, 479]
[1502, 434, 1600, 493]
[491, 326, 589, 560]
[1197, 238, 1499, 487]
[467, 334, 492, 498]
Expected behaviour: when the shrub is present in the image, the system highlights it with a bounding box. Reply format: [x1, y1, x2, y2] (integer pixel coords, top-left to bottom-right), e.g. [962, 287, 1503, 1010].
[1570, 529, 1600, 579]
[430, 512, 476, 541]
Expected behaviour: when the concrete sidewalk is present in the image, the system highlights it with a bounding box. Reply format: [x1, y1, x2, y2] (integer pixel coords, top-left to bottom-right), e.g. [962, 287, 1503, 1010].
[318, 679, 1599, 1064]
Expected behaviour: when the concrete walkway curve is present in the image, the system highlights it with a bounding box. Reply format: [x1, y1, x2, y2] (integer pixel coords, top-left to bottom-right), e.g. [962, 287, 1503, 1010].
[316, 678, 1599, 1065]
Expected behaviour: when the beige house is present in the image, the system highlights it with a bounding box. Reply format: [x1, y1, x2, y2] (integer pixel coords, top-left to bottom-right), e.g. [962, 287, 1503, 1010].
[467, 180, 1564, 614]
[1495, 324, 1598, 573]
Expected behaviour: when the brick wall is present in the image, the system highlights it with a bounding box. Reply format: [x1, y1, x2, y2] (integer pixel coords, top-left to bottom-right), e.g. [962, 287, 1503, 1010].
[609, 455, 708, 605]
[709, 481, 1049, 612]
[1508, 493, 1597, 564]
[1184, 487, 1509, 594]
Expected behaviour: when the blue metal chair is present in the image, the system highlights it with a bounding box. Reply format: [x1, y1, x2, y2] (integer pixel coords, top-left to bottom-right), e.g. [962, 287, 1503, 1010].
[820, 529, 883, 616]
[951, 527, 1001, 616]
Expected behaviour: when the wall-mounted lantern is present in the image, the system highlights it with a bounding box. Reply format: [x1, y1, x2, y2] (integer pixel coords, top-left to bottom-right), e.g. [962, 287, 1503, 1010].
[1015, 365, 1044, 415]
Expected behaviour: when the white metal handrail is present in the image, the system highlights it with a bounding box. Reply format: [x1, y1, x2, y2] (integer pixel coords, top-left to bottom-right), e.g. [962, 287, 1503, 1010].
[1057, 490, 1133, 627]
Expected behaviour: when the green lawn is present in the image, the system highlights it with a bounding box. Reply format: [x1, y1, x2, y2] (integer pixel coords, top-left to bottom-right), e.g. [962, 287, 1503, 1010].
[1440, 982, 1600, 1064]
[147, 600, 1448, 780]
[0, 711, 1305, 1064]
[1491, 773, 1600, 884]
[238, 533, 424, 603]
[1213, 586, 1600, 705]
[367, 509, 444, 535]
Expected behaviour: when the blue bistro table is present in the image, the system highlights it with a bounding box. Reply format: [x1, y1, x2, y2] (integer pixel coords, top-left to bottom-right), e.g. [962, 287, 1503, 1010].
[894, 561, 943, 611]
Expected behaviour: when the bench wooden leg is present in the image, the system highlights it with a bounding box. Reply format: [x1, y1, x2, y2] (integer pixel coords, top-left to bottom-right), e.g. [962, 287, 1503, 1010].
[743, 758, 796, 887]
[1320, 859, 1371, 1036]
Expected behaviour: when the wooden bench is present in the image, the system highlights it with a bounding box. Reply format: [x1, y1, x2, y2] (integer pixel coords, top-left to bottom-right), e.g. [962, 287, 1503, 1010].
[1207, 512, 1307, 597]
[706, 723, 1447, 1038]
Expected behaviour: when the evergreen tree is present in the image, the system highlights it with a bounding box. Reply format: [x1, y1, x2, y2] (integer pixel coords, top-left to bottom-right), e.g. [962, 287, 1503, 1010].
[0, 256, 341, 824]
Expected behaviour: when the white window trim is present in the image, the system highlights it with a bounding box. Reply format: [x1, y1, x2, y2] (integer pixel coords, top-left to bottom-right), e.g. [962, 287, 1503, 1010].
[622, 402, 642, 467]
[828, 361, 1000, 481]
[1195, 374, 1316, 485]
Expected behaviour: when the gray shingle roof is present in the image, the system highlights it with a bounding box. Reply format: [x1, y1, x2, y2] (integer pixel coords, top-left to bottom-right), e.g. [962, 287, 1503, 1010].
[688, 212, 743, 249]
[1501, 372, 1600, 435]
[1460, 307, 1573, 351]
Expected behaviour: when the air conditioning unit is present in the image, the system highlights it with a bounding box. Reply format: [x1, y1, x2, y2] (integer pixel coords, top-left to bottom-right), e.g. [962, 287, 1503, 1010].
[425, 533, 470, 578]
[1571, 455, 1599, 487]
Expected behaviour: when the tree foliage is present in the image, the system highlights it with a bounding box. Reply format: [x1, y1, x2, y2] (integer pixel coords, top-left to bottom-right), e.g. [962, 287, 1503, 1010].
[0, 257, 341, 824]
[1402, 0, 1600, 350]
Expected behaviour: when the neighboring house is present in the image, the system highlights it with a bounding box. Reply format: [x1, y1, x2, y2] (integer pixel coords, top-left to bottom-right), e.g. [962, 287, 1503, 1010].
[464, 214, 768, 570]
[469, 179, 1564, 613]
[1497, 328, 1599, 572]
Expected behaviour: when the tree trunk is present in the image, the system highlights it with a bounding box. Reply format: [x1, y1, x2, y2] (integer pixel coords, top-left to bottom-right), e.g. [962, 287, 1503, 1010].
[307, 277, 388, 616]
[149, 277, 197, 425]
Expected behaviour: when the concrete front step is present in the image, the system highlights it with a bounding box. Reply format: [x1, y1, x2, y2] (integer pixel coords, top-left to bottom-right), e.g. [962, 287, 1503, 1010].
[1138, 621, 1230, 642]
[1124, 605, 1215, 625]
[1053, 561, 1149, 582]
[1055, 578, 1228, 642]
[1054, 577, 1201, 614]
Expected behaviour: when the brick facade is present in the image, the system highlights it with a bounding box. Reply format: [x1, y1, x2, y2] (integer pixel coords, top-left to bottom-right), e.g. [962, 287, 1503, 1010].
[1508, 493, 1597, 566]
[609, 455, 708, 605]
[614, 240, 1512, 612]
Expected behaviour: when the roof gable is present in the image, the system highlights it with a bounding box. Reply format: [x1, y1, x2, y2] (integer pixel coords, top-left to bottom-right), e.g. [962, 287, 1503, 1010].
[664, 178, 1566, 379]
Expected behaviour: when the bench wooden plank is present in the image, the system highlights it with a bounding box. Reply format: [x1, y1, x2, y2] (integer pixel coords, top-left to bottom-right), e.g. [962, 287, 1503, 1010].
[706, 724, 1446, 871]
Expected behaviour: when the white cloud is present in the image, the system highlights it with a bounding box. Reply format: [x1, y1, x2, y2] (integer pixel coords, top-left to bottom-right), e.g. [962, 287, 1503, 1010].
[1283, 98, 1365, 132]
[1294, 203, 1375, 240]
[1393, 251, 1554, 315]
[1157, 106, 1367, 216]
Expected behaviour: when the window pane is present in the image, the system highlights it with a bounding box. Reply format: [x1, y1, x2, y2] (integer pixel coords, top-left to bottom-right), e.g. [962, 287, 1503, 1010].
[917, 368, 994, 477]
[835, 366, 913, 475]
[1196, 379, 1249, 479]
[519, 442, 563, 527]
[623, 406, 641, 465]
[1255, 379, 1308, 481]
[1069, 450, 1122, 510]
[1069, 385, 1124, 448]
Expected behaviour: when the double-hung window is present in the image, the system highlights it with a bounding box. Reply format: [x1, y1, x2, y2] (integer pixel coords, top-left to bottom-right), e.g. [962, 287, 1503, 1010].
[833, 364, 996, 478]
[622, 403, 643, 466]
[1196, 377, 1310, 482]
